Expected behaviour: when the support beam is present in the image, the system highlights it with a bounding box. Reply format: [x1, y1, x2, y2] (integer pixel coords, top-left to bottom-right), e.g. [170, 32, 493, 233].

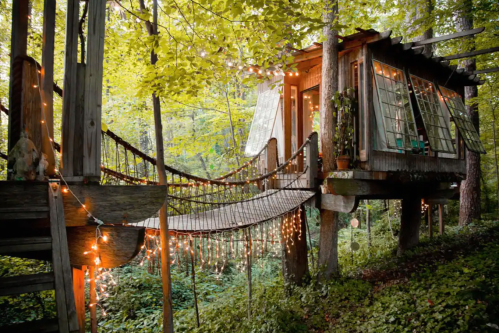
[428, 204, 433, 238]
[439, 204, 444, 235]
[8, 0, 29, 155]
[282, 207, 309, 286]
[41, 0, 56, 175]
[83, 0, 107, 181]
[321, 194, 358, 213]
[412, 27, 484, 47]
[442, 46, 499, 61]
[398, 197, 422, 255]
[72, 266, 86, 333]
[89, 266, 97, 333]
[265, 138, 277, 189]
[474, 66, 499, 75]
[61, 0, 81, 178]
[306, 132, 319, 189]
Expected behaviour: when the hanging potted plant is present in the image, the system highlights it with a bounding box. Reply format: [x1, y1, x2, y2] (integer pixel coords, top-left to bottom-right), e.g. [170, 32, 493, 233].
[332, 88, 356, 171]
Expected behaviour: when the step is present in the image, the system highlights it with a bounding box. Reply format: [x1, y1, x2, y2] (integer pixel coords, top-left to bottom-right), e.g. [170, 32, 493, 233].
[0, 272, 54, 296]
[0, 206, 50, 220]
[0, 318, 59, 333]
[0, 237, 52, 254]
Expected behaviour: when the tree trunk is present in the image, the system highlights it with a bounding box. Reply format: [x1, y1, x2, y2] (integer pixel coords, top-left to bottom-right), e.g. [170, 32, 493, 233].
[366, 200, 371, 258]
[397, 197, 421, 255]
[282, 207, 309, 286]
[318, 0, 340, 280]
[455, 1, 480, 226]
[140, 0, 174, 331]
[408, 0, 433, 54]
[490, 97, 499, 218]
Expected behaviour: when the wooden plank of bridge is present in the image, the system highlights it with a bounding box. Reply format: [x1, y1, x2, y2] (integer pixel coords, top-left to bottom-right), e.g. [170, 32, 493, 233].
[41, 0, 56, 175]
[61, 0, 80, 178]
[83, 0, 106, 181]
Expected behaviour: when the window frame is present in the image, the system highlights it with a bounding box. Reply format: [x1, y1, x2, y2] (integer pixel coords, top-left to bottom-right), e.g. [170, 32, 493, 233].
[437, 85, 486, 154]
[408, 73, 456, 154]
[372, 59, 420, 151]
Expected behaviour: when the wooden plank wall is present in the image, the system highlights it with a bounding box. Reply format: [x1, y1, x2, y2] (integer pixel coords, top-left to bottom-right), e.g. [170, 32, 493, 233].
[61, 0, 80, 179]
[299, 65, 321, 92]
[371, 150, 466, 174]
[41, 0, 56, 175]
[83, 0, 107, 180]
[8, 0, 29, 155]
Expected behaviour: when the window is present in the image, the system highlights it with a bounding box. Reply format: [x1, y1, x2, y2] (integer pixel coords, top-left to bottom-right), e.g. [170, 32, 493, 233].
[372, 60, 419, 151]
[408, 74, 455, 154]
[437, 86, 486, 154]
[245, 87, 281, 156]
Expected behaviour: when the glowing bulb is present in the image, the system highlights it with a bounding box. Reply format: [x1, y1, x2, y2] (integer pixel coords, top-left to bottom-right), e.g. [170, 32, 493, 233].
[103, 235, 108, 242]
[258, 69, 262, 74]
[41, 120, 45, 123]
[33, 85, 38, 88]
[200, 51, 206, 57]
[228, 61, 233, 67]
[238, 65, 243, 70]
[249, 68, 253, 72]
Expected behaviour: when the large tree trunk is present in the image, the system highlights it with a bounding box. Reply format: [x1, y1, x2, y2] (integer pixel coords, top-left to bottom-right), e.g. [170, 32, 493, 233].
[318, 0, 339, 280]
[397, 197, 422, 255]
[408, 0, 433, 54]
[455, 1, 481, 226]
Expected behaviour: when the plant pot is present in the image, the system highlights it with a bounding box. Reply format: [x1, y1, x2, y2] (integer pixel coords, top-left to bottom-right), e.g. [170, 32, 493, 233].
[336, 155, 351, 171]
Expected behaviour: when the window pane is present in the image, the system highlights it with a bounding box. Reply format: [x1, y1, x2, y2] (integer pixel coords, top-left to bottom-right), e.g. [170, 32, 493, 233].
[409, 74, 456, 154]
[437, 86, 486, 154]
[245, 86, 281, 156]
[372, 60, 418, 151]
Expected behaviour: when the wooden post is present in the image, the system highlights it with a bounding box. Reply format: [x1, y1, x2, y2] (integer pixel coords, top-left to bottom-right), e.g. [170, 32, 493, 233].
[72, 266, 87, 333]
[61, 0, 80, 179]
[189, 238, 200, 328]
[398, 197, 422, 255]
[366, 200, 371, 258]
[282, 207, 309, 286]
[89, 266, 97, 333]
[246, 229, 252, 319]
[8, 0, 29, 156]
[428, 204, 433, 238]
[306, 132, 319, 189]
[439, 204, 444, 235]
[41, 0, 56, 175]
[265, 138, 277, 189]
[83, 0, 106, 181]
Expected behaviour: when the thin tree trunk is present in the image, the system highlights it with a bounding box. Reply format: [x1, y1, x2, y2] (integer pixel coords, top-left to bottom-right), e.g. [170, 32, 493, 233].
[318, 0, 339, 280]
[398, 197, 422, 255]
[225, 86, 240, 165]
[490, 94, 499, 218]
[139, 0, 174, 331]
[455, 1, 481, 226]
[366, 200, 371, 258]
[189, 238, 200, 328]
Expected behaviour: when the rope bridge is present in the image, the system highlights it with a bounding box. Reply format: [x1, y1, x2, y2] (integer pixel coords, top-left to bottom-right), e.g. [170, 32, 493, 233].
[1, 84, 318, 270]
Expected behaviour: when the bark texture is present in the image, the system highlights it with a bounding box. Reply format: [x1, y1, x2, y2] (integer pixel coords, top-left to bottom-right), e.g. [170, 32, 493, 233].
[397, 197, 422, 256]
[455, 1, 481, 226]
[318, 0, 340, 280]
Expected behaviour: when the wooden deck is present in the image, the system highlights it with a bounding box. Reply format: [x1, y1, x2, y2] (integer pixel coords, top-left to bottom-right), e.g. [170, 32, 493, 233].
[136, 189, 315, 232]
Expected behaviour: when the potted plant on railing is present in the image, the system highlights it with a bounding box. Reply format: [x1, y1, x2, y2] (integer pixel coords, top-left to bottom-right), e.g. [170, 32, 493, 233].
[332, 88, 357, 171]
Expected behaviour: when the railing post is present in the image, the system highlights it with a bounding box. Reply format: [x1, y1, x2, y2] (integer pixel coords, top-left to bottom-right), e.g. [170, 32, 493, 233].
[306, 132, 319, 189]
[265, 138, 277, 189]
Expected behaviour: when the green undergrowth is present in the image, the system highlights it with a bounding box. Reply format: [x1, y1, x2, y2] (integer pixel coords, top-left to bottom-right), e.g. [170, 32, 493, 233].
[170, 222, 499, 333]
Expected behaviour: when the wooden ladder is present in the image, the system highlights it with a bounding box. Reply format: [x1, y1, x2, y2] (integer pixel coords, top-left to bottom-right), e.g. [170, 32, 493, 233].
[0, 182, 79, 333]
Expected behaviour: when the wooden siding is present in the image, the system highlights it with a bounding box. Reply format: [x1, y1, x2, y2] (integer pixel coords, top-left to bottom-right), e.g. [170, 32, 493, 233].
[371, 150, 466, 174]
[299, 65, 321, 91]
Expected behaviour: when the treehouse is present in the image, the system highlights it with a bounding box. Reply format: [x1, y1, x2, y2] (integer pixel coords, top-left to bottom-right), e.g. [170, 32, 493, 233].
[247, 28, 486, 205]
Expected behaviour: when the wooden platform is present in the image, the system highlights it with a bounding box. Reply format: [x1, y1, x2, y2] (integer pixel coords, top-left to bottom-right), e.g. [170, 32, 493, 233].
[136, 189, 316, 232]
